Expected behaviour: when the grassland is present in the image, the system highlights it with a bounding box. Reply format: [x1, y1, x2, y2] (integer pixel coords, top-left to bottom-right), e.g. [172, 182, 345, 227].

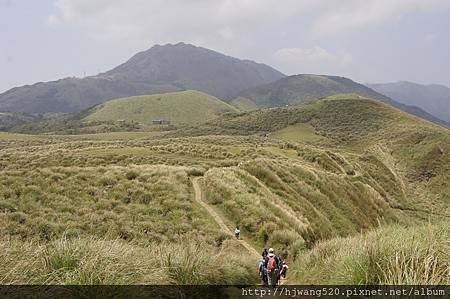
[84, 90, 238, 124]
[0, 148, 258, 284]
[0, 94, 449, 285]
[292, 221, 449, 284]
[270, 123, 326, 143]
[229, 96, 258, 111]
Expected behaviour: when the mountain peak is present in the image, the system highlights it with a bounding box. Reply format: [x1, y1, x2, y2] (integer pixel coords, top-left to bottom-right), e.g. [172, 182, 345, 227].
[103, 43, 285, 99]
[151, 41, 192, 49]
[0, 43, 285, 113]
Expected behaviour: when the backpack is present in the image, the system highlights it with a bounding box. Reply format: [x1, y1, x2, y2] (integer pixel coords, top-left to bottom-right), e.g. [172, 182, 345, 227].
[267, 255, 277, 270]
[258, 261, 263, 273]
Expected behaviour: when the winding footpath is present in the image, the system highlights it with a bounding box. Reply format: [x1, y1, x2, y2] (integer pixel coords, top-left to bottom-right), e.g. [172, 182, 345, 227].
[192, 176, 290, 285]
[192, 177, 260, 258]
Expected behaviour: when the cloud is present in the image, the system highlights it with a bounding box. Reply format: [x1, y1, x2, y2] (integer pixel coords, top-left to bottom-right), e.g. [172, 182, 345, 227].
[273, 46, 352, 75]
[45, 0, 450, 78]
[47, 0, 316, 51]
[311, 0, 450, 37]
[47, 0, 450, 53]
[0, 0, 12, 8]
[424, 33, 437, 42]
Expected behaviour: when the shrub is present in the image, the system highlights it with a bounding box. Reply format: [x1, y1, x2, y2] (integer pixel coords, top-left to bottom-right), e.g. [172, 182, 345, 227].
[45, 238, 83, 271]
[98, 176, 116, 186]
[0, 201, 17, 213]
[125, 170, 139, 180]
[258, 227, 269, 245]
[186, 168, 205, 177]
[37, 221, 56, 240]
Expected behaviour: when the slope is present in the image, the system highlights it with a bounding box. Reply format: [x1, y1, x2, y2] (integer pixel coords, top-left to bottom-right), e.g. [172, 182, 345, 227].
[237, 74, 388, 107]
[0, 112, 40, 131]
[292, 221, 449, 284]
[83, 90, 238, 124]
[192, 177, 260, 258]
[368, 81, 450, 122]
[236, 74, 449, 127]
[1, 95, 449, 284]
[151, 95, 448, 269]
[0, 43, 284, 114]
[105, 42, 285, 100]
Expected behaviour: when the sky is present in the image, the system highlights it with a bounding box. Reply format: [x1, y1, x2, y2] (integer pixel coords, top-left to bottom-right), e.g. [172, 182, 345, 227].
[1, 0, 450, 93]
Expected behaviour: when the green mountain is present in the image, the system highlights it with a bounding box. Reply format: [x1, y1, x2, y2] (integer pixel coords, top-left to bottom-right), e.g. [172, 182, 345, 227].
[83, 90, 238, 124]
[237, 74, 387, 106]
[236, 74, 450, 127]
[0, 43, 284, 114]
[0, 112, 40, 131]
[368, 81, 450, 122]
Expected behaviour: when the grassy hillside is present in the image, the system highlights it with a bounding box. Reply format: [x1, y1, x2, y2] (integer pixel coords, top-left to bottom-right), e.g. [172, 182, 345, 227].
[1, 236, 255, 285]
[292, 221, 449, 284]
[235, 75, 449, 127]
[230, 96, 259, 111]
[0, 94, 448, 285]
[0, 142, 258, 284]
[165, 95, 449, 266]
[84, 90, 238, 124]
[236, 75, 391, 107]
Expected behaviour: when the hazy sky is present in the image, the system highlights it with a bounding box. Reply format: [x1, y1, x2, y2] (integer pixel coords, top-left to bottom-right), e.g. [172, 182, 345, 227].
[1, 0, 450, 93]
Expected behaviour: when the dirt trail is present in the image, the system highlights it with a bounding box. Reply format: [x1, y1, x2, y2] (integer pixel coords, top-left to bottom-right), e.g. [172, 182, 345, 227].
[192, 177, 260, 258]
[192, 176, 290, 285]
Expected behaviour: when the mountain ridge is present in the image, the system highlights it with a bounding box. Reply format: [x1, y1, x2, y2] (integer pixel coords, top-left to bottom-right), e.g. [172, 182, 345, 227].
[235, 74, 450, 128]
[0, 43, 284, 114]
[368, 81, 450, 123]
[1, 43, 448, 129]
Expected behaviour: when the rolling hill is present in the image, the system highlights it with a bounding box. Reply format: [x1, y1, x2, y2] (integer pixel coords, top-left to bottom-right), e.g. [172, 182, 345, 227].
[0, 43, 284, 114]
[368, 81, 450, 122]
[83, 90, 238, 124]
[0, 93, 448, 286]
[235, 74, 450, 127]
[178, 94, 450, 213]
[237, 74, 389, 107]
[171, 94, 450, 253]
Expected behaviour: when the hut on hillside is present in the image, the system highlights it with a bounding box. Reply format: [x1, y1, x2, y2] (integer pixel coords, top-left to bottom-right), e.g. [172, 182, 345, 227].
[151, 119, 171, 125]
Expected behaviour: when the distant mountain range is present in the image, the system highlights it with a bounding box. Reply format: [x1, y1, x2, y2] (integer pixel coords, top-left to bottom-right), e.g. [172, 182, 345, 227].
[0, 43, 284, 114]
[0, 42, 449, 129]
[368, 81, 450, 123]
[236, 74, 389, 107]
[233, 75, 450, 127]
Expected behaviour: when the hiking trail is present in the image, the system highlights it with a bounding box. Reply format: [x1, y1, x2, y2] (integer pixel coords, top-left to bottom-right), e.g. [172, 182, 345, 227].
[192, 177, 260, 258]
[192, 176, 289, 285]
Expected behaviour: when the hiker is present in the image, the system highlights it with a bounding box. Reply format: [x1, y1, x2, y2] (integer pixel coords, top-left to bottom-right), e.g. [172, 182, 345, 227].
[261, 248, 268, 258]
[258, 259, 267, 286]
[279, 258, 288, 279]
[234, 226, 240, 240]
[264, 248, 279, 287]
